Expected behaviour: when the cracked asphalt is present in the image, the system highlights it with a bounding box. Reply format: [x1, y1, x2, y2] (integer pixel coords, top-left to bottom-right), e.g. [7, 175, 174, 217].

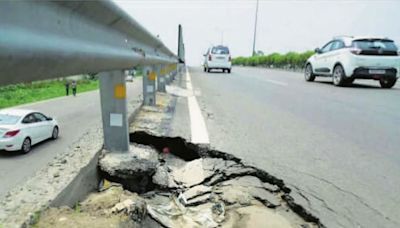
[170, 66, 400, 228]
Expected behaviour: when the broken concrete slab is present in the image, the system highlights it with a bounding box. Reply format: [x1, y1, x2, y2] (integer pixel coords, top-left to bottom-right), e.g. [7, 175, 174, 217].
[183, 185, 212, 201]
[170, 159, 210, 187]
[99, 144, 160, 193]
[152, 164, 179, 189]
[94, 131, 323, 227]
[248, 187, 281, 208]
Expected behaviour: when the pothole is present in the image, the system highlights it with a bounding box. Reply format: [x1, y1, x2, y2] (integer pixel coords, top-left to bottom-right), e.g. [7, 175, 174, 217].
[35, 131, 324, 228]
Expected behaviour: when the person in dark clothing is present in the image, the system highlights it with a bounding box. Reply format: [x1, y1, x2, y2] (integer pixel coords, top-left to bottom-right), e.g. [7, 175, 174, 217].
[65, 81, 70, 96]
[71, 80, 77, 96]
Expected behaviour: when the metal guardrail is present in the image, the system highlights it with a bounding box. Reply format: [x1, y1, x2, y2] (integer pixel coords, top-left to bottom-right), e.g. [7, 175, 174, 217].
[0, 0, 185, 152]
[0, 1, 178, 85]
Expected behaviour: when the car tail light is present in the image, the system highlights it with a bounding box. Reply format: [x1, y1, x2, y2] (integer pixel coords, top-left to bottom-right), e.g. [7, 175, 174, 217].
[350, 48, 362, 55]
[208, 55, 212, 61]
[4, 130, 20, 138]
[228, 56, 231, 62]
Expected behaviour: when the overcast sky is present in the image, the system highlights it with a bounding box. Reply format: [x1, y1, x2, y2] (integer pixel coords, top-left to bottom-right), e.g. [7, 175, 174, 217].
[114, 0, 400, 65]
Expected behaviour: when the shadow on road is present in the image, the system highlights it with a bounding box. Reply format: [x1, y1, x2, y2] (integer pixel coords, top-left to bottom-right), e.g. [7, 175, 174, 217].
[314, 80, 398, 90]
[0, 150, 22, 158]
[0, 138, 59, 158]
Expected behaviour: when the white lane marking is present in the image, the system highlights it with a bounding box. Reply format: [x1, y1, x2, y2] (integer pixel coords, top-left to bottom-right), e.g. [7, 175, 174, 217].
[186, 68, 210, 144]
[263, 79, 288, 86]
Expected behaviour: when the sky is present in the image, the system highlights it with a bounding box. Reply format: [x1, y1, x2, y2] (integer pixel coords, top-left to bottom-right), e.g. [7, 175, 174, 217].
[114, 0, 400, 65]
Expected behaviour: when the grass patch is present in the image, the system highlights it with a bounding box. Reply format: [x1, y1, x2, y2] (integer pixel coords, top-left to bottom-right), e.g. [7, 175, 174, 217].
[74, 203, 81, 214]
[30, 211, 42, 228]
[0, 79, 99, 109]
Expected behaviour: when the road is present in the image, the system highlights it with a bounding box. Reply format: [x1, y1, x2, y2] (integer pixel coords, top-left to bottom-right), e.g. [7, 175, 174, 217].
[0, 80, 142, 200]
[171, 67, 400, 228]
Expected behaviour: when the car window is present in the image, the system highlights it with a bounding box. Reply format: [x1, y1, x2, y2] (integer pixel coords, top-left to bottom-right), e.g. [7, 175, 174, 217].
[331, 40, 344, 51]
[211, 46, 229, 54]
[22, 114, 37, 124]
[33, 113, 47, 122]
[320, 41, 334, 53]
[353, 39, 398, 51]
[352, 39, 398, 56]
[0, 114, 21, 125]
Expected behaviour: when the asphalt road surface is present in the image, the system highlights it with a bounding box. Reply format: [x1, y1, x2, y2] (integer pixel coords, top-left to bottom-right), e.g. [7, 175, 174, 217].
[0, 80, 142, 200]
[171, 67, 400, 228]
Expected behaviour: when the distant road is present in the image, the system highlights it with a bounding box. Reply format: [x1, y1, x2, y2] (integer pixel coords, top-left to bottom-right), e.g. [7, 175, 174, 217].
[0, 80, 142, 199]
[173, 67, 400, 228]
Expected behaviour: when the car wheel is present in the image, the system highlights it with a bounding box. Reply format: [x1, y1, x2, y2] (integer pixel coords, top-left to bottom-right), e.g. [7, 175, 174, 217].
[21, 138, 31, 154]
[380, 78, 397, 89]
[207, 68, 211, 73]
[332, 65, 346, 86]
[52, 126, 59, 139]
[304, 64, 315, 82]
[228, 69, 231, 74]
[223, 69, 226, 73]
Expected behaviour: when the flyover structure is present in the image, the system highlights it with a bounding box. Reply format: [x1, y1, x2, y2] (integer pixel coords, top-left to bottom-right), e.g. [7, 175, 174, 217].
[0, 1, 185, 152]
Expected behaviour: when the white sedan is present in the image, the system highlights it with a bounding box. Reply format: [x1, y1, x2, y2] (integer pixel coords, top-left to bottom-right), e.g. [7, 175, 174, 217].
[0, 109, 59, 154]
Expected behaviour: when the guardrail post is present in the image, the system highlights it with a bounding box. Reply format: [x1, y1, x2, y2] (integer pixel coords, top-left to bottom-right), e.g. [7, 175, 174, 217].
[165, 66, 171, 85]
[99, 70, 129, 152]
[143, 66, 156, 106]
[157, 65, 166, 92]
[171, 64, 176, 80]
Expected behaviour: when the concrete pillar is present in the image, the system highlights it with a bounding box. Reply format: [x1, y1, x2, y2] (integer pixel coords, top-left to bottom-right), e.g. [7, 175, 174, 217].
[143, 66, 156, 106]
[157, 65, 166, 92]
[99, 70, 129, 152]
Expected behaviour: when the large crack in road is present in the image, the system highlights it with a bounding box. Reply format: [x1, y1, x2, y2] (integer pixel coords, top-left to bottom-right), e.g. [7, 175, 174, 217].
[94, 132, 325, 227]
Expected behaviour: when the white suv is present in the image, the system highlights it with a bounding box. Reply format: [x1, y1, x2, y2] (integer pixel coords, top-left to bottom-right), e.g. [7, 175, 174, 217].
[203, 45, 232, 73]
[305, 36, 400, 88]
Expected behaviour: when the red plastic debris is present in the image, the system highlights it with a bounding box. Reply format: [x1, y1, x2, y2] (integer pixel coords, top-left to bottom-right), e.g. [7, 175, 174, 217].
[163, 147, 170, 154]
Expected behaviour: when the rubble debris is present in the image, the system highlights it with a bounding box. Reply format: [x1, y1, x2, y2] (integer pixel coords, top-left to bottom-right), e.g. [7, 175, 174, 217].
[36, 132, 324, 228]
[96, 132, 324, 227]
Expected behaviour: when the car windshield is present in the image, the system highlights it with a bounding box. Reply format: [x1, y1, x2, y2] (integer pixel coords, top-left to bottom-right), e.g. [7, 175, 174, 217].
[211, 46, 229, 54]
[353, 39, 398, 51]
[0, 114, 21, 125]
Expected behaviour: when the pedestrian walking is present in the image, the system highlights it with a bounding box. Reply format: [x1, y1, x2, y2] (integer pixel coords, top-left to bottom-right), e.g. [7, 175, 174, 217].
[65, 81, 70, 96]
[71, 80, 77, 96]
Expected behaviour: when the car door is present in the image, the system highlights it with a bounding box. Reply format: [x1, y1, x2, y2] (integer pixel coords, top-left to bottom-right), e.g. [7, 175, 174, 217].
[323, 40, 344, 74]
[33, 113, 52, 141]
[314, 41, 334, 75]
[21, 114, 41, 144]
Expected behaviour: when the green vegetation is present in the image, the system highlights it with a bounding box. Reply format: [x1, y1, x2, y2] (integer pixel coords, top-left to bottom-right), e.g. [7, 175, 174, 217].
[232, 51, 314, 69]
[0, 78, 99, 109]
[74, 203, 82, 214]
[31, 211, 42, 227]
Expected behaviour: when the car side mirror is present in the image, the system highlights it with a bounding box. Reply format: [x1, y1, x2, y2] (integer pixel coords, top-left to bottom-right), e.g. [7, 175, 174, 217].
[46, 117, 53, 121]
[315, 48, 321, 54]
